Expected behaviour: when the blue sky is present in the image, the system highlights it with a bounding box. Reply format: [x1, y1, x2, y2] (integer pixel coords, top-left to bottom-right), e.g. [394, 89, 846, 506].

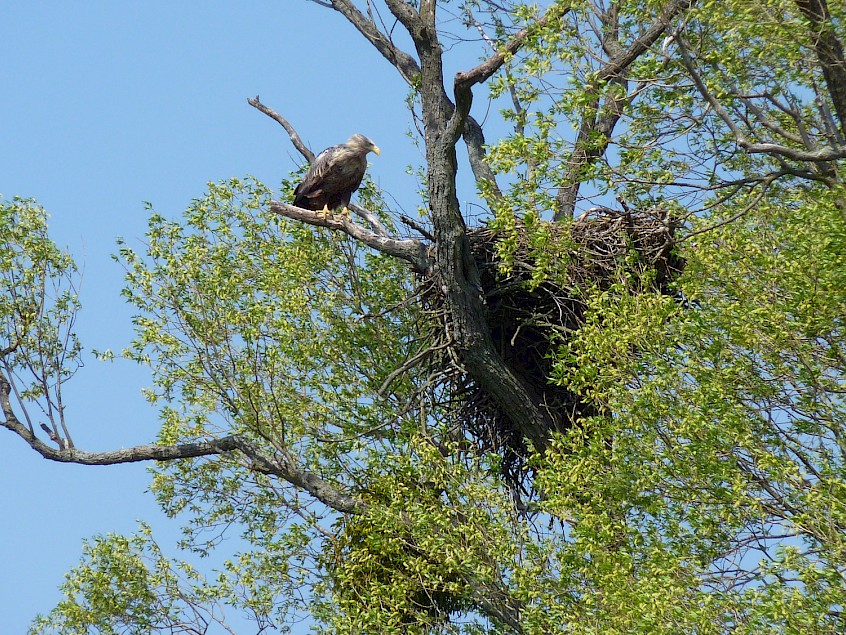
[0, 2, 436, 631]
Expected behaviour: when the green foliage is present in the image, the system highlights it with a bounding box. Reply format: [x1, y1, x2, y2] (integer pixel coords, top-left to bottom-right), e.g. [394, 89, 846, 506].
[0, 197, 81, 430]
[314, 437, 522, 635]
[29, 523, 288, 635]
[119, 176, 416, 461]
[13, 1, 846, 633]
[542, 183, 846, 633]
[119, 176, 427, 621]
[31, 530, 164, 635]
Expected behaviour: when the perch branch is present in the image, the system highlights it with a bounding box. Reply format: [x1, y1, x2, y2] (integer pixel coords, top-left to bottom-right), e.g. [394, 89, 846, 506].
[247, 97, 391, 237]
[248, 96, 315, 163]
[269, 201, 430, 273]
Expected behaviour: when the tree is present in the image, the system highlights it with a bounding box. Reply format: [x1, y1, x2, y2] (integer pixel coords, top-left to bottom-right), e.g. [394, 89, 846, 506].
[3, 0, 845, 633]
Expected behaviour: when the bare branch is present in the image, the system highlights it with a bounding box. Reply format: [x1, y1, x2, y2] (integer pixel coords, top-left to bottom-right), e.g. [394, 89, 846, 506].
[39, 421, 66, 450]
[399, 213, 435, 242]
[463, 115, 504, 203]
[555, 80, 628, 221]
[383, 0, 424, 40]
[0, 373, 18, 428]
[248, 96, 315, 163]
[0, 342, 18, 358]
[325, 0, 421, 85]
[269, 201, 431, 273]
[2, 379, 362, 513]
[678, 172, 781, 242]
[3, 413, 240, 466]
[349, 202, 390, 237]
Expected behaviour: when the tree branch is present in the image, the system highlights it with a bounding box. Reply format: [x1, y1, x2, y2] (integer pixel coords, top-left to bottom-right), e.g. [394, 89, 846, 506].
[794, 0, 846, 135]
[597, 0, 696, 83]
[348, 202, 390, 237]
[555, 0, 698, 219]
[451, 3, 573, 144]
[269, 201, 431, 273]
[247, 97, 392, 237]
[383, 0, 425, 41]
[678, 36, 846, 165]
[320, 1, 504, 205]
[463, 115, 504, 204]
[2, 371, 362, 513]
[248, 96, 315, 162]
[324, 0, 422, 86]
[455, 3, 572, 90]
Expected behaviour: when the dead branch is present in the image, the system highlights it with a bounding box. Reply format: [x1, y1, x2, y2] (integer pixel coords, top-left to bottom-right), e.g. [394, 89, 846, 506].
[326, 0, 422, 85]
[400, 213, 435, 241]
[248, 96, 315, 163]
[269, 201, 431, 273]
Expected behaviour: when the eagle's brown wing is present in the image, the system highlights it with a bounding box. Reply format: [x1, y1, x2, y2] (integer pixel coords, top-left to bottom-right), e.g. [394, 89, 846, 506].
[293, 143, 368, 211]
[293, 144, 342, 210]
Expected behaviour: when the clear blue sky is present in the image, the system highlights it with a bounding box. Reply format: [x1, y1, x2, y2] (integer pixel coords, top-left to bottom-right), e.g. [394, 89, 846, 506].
[0, 2, 434, 631]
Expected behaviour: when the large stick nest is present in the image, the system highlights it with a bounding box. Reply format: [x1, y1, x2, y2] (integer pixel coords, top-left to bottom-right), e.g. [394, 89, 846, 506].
[422, 207, 684, 489]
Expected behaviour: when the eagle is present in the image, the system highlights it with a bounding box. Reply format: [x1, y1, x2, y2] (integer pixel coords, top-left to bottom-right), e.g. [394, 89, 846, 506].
[293, 134, 380, 216]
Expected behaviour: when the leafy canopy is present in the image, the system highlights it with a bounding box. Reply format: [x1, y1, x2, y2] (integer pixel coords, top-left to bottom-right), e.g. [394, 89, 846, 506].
[7, 0, 846, 633]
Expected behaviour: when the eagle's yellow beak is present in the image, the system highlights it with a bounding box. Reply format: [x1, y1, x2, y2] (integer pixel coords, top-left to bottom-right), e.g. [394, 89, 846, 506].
[372, 145, 381, 156]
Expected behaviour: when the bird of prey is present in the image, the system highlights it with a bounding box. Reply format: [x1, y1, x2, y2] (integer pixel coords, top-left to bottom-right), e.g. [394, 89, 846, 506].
[293, 134, 380, 217]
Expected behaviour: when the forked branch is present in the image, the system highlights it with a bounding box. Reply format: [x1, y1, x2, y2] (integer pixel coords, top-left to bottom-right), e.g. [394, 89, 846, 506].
[555, 0, 698, 219]
[326, 0, 422, 84]
[1, 372, 362, 513]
